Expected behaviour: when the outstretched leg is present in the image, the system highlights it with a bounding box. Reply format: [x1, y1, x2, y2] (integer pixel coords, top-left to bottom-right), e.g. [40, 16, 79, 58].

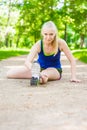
[7, 65, 32, 79]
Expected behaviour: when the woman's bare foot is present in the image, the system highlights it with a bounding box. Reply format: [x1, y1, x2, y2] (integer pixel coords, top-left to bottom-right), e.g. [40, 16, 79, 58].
[40, 75, 48, 84]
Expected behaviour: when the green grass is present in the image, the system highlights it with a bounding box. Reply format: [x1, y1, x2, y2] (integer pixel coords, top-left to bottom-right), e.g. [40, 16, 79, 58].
[0, 48, 29, 60]
[72, 49, 87, 63]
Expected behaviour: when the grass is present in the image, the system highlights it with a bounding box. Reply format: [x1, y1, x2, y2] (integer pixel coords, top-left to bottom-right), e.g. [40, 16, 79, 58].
[0, 48, 29, 61]
[72, 49, 87, 63]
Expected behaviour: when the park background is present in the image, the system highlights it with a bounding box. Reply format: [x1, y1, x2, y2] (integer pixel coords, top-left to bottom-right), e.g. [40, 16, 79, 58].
[0, 0, 87, 62]
[0, 1, 87, 130]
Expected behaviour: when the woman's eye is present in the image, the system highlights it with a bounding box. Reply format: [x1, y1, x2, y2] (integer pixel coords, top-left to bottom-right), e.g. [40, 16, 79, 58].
[44, 33, 54, 36]
[50, 33, 54, 36]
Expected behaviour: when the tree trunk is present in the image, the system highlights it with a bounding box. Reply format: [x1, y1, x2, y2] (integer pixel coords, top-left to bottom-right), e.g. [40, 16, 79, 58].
[80, 34, 84, 48]
[16, 35, 20, 48]
[5, 0, 11, 47]
[64, 23, 67, 41]
[5, 33, 9, 47]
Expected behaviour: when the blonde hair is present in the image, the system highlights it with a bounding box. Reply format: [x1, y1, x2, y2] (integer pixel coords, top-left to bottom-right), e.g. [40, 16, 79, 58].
[41, 21, 58, 55]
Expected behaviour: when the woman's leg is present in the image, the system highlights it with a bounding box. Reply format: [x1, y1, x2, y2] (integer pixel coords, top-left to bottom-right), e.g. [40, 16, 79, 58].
[7, 66, 32, 79]
[40, 67, 61, 84]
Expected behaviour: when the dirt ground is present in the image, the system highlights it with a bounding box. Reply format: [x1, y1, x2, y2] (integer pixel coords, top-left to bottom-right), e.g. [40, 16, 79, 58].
[0, 54, 87, 130]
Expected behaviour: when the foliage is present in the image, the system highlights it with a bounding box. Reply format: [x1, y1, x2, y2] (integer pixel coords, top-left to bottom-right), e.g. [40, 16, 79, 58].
[73, 49, 87, 63]
[0, 0, 87, 48]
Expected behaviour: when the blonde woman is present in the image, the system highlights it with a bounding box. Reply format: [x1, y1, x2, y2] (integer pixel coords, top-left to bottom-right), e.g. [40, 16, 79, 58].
[7, 21, 80, 84]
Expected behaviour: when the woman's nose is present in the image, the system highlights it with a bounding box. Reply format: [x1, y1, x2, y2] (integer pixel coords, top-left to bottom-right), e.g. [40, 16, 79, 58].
[47, 35, 50, 39]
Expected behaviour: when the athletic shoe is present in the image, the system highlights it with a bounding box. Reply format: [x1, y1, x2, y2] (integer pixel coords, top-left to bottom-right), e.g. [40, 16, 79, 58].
[30, 61, 40, 86]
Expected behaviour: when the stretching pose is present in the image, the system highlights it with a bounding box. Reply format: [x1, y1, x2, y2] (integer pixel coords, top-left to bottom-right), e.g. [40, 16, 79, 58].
[7, 21, 80, 84]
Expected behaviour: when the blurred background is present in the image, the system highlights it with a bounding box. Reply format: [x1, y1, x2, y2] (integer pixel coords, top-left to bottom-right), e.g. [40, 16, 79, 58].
[0, 0, 87, 62]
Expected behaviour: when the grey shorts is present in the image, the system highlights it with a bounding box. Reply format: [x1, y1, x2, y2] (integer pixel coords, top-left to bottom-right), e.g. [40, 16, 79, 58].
[57, 68, 62, 79]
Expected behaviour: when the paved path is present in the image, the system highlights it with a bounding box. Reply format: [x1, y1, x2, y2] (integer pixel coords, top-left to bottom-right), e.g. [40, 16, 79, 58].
[0, 54, 87, 130]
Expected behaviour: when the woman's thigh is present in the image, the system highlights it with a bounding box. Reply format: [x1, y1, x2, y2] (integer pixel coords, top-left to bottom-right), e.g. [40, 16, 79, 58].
[7, 66, 32, 79]
[40, 68, 61, 80]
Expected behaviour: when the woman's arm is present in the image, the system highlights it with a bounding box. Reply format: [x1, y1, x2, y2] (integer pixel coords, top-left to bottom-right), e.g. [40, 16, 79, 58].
[59, 39, 81, 82]
[24, 41, 40, 70]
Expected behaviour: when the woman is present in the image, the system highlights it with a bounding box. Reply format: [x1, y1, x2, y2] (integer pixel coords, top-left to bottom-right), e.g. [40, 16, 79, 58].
[7, 21, 80, 84]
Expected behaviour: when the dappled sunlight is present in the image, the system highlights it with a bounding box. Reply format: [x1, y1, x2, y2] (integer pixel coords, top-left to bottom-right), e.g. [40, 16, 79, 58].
[63, 64, 87, 68]
[5, 65, 24, 69]
[6, 57, 26, 61]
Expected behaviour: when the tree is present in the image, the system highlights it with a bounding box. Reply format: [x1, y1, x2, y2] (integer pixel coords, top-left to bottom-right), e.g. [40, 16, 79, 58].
[15, 0, 59, 47]
[68, 0, 87, 48]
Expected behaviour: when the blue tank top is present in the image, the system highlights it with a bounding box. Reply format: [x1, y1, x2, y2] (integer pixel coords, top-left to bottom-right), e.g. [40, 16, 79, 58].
[37, 40, 62, 69]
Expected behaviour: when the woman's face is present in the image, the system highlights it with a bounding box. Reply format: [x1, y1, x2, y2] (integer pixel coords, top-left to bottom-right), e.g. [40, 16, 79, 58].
[42, 28, 56, 44]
